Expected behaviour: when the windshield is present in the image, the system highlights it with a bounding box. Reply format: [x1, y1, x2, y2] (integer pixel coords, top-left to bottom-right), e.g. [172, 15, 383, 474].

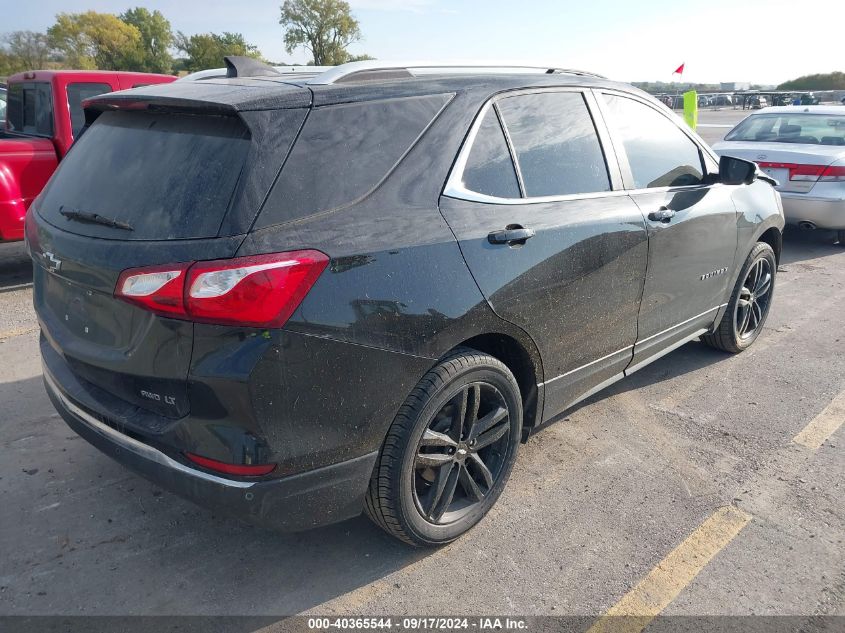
[725, 113, 845, 146]
[0, 88, 6, 121]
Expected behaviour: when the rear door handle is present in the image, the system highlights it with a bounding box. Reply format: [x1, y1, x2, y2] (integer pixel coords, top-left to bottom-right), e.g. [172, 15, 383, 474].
[488, 226, 536, 245]
[648, 207, 676, 222]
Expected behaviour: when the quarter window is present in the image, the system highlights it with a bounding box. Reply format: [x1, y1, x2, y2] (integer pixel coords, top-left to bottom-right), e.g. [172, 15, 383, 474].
[603, 95, 704, 189]
[461, 108, 521, 198]
[496, 92, 611, 197]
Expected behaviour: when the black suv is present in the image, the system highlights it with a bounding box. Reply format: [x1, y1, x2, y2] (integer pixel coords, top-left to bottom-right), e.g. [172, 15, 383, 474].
[29, 59, 784, 546]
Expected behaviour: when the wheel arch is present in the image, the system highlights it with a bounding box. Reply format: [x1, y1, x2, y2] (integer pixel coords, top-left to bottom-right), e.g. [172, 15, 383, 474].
[448, 331, 543, 440]
[757, 226, 782, 264]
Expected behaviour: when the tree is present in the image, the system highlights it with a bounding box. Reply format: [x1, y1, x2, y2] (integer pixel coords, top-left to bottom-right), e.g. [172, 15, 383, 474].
[279, 0, 363, 65]
[2, 31, 52, 71]
[778, 72, 845, 91]
[48, 11, 141, 70]
[175, 32, 262, 72]
[120, 7, 173, 74]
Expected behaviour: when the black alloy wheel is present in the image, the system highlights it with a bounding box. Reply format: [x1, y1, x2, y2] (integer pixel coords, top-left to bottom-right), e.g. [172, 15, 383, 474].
[413, 382, 510, 524]
[702, 241, 777, 353]
[733, 256, 773, 341]
[365, 348, 522, 546]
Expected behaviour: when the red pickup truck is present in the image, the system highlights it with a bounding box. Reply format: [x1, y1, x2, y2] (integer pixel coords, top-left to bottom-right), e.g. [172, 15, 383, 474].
[0, 70, 175, 242]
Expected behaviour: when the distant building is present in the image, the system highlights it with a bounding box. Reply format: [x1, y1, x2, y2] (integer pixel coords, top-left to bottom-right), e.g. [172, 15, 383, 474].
[721, 82, 751, 91]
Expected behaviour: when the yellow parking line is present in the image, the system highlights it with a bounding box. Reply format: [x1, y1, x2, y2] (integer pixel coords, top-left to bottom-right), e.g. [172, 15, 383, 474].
[0, 325, 39, 341]
[586, 505, 752, 633]
[793, 390, 845, 450]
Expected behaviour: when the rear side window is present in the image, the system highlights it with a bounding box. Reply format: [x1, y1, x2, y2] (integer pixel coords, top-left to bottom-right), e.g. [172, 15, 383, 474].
[461, 108, 520, 198]
[6, 82, 53, 137]
[603, 94, 704, 189]
[258, 93, 451, 227]
[38, 111, 250, 240]
[496, 92, 610, 197]
[67, 82, 112, 138]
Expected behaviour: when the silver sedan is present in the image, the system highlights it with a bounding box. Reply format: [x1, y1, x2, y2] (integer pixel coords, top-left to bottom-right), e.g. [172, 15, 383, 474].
[713, 106, 845, 245]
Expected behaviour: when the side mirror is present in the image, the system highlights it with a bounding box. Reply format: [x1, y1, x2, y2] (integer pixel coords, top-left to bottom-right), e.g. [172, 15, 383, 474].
[719, 155, 758, 185]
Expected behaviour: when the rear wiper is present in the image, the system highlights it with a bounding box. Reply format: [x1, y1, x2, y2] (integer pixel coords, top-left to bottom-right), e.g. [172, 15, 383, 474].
[60, 207, 134, 231]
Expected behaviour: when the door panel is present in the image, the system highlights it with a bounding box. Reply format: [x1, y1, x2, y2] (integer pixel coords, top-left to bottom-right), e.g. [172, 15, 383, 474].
[440, 194, 648, 417]
[440, 89, 649, 420]
[631, 185, 738, 339]
[597, 91, 739, 366]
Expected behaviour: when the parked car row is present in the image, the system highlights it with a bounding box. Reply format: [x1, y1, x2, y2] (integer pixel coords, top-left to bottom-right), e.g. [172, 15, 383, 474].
[27, 58, 785, 545]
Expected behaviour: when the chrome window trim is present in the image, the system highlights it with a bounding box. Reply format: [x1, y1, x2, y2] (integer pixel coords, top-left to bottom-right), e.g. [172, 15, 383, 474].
[44, 370, 255, 490]
[444, 87, 620, 205]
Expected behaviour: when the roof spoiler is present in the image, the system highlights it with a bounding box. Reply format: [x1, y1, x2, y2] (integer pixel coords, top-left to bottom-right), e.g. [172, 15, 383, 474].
[224, 56, 281, 78]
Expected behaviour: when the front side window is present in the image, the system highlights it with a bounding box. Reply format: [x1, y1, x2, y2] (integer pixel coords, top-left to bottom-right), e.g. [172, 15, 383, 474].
[6, 82, 53, 137]
[496, 92, 611, 197]
[67, 82, 112, 138]
[603, 94, 704, 189]
[461, 107, 521, 198]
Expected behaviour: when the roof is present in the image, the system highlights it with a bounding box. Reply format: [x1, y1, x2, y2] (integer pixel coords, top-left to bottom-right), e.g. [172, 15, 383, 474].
[745, 106, 845, 115]
[89, 69, 641, 113]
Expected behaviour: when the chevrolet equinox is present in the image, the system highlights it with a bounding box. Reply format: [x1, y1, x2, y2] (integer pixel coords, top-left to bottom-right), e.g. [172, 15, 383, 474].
[28, 58, 785, 545]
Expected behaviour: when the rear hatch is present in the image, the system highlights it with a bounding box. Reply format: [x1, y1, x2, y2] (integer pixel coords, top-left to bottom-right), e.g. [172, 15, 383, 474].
[31, 82, 309, 421]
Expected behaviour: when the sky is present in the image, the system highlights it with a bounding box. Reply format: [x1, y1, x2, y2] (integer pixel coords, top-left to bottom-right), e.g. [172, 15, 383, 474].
[4, 0, 844, 84]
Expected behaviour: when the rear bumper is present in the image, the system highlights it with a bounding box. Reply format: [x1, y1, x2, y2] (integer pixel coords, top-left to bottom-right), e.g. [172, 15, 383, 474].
[780, 192, 845, 229]
[44, 367, 379, 532]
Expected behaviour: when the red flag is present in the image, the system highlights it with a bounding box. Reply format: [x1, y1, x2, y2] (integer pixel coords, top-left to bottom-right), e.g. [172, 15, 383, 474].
[673, 63, 685, 75]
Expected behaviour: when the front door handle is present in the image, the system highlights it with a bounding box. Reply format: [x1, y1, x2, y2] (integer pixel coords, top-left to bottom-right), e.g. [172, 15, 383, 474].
[648, 207, 676, 223]
[488, 226, 536, 245]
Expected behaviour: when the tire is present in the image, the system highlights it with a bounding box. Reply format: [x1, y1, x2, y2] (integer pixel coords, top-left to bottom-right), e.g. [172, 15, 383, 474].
[702, 242, 776, 353]
[365, 347, 522, 546]
[837, 230, 845, 246]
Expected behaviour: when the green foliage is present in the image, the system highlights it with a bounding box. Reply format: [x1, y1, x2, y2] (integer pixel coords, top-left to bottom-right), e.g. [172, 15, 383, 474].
[279, 0, 364, 65]
[2, 31, 52, 74]
[120, 7, 173, 74]
[48, 11, 141, 70]
[175, 32, 262, 72]
[778, 72, 845, 90]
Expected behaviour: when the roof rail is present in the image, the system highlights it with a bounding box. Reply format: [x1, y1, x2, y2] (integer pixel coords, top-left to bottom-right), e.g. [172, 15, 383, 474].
[306, 61, 606, 85]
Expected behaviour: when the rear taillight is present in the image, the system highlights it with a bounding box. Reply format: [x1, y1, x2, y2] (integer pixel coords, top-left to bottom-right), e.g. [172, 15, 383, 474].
[184, 452, 277, 476]
[115, 250, 329, 327]
[819, 165, 845, 182]
[116, 263, 191, 317]
[757, 161, 845, 183]
[788, 164, 826, 182]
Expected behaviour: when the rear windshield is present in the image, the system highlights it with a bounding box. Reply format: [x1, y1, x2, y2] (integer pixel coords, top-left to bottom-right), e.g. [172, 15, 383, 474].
[726, 113, 845, 146]
[38, 110, 250, 240]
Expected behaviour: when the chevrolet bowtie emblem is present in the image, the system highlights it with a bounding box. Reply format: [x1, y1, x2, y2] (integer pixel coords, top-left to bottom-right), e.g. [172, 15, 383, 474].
[43, 251, 62, 272]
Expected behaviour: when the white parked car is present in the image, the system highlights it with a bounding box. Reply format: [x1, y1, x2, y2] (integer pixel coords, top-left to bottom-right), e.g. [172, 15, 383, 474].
[713, 106, 845, 245]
